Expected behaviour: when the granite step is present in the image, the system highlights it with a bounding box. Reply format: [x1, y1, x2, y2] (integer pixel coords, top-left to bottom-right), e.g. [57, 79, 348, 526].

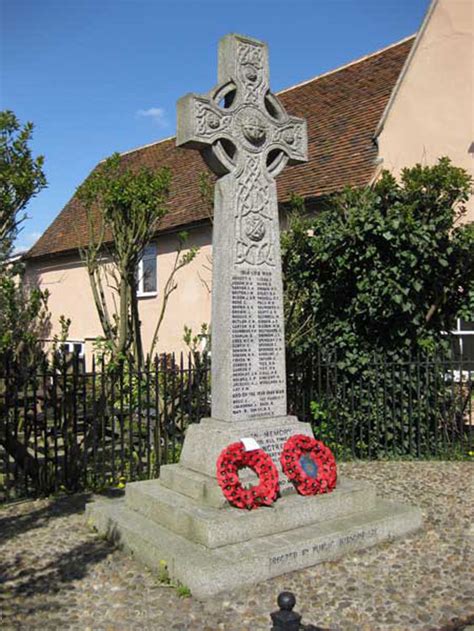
[124, 477, 377, 548]
[159, 463, 255, 508]
[85, 495, 422, 599]
[159, 462, 316, 508]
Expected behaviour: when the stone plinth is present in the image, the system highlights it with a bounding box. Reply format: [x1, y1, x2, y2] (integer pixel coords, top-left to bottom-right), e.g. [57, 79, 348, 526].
[180, 416, 314, 498]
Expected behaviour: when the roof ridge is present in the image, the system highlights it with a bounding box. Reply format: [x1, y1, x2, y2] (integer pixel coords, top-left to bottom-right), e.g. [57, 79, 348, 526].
[117, 134, 176, 159]
[278, 34, 416, 95]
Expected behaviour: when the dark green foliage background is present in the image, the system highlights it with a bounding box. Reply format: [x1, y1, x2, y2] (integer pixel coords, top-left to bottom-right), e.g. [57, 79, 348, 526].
[283, 159, 474, 458]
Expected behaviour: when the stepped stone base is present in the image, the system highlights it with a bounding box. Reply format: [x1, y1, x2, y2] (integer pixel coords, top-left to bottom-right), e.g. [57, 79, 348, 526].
[86, 416, 422, 598]
[86, 475, 422, 598]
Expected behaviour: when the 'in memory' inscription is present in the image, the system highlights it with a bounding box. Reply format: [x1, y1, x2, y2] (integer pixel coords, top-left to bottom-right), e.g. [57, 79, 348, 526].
[247, 425, 305, 493]
[231, 268, 285, 419]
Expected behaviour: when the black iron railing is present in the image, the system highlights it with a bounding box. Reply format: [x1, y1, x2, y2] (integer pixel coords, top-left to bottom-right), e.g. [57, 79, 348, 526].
[287, 351, 474, 461]
[1, 350, 472, 501]
[0, 352, 211, 501]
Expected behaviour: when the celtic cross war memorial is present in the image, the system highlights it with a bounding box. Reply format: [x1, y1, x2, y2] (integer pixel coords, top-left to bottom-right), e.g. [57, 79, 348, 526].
[87, 34, 422, 598]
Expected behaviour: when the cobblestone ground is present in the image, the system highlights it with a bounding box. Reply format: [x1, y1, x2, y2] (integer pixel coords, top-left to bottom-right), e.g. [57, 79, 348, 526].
[0, 462, 473, 631]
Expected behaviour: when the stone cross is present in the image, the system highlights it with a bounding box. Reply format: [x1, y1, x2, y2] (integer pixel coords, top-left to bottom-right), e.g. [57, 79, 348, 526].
[177, 34, 307, 423]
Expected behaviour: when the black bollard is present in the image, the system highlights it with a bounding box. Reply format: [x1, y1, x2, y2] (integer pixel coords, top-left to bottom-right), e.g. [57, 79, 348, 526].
[270, 592, 301, 631]
[270, 591, 329, 631]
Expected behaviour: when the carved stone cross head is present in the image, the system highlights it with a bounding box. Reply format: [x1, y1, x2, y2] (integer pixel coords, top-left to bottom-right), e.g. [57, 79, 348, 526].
[176, 33, 308, 179]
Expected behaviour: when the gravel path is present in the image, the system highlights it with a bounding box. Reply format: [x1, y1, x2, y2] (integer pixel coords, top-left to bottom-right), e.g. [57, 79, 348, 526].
[1, 462, 473, 631]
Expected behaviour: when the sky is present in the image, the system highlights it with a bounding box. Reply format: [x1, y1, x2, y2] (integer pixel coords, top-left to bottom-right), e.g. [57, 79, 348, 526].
[1, 0, 431, 252]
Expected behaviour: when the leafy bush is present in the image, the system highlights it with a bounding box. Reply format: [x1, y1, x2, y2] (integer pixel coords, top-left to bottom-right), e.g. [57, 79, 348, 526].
[0, 110, 49, 369]
[283, 159, 474, 459]
[283, 158, 474, 366]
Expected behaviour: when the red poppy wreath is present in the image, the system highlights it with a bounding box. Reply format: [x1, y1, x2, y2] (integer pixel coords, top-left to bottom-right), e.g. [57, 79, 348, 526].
[216, 442, 280, 510]
[280, 434, 337, 496]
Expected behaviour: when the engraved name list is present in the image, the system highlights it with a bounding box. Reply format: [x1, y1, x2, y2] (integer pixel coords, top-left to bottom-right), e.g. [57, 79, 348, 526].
[231, 268, 285, 420]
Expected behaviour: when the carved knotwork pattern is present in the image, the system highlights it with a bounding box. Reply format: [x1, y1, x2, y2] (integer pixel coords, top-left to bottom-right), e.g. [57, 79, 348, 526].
[272, 122, 306, 160]
[235, 156, 275, 266]
[237, 41, 266, 105]
[178, 36, 307, 267]
[195, 102, 231, 138]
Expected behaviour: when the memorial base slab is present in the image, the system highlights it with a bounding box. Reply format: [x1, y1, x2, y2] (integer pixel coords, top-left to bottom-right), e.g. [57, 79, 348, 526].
[86, 440, 422, 598]
[86, 488, 421, 599]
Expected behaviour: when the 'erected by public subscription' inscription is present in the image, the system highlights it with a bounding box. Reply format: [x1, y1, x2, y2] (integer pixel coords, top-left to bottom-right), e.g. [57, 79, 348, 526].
[231, 268, 285, 419]
[269, 527, 379, 570]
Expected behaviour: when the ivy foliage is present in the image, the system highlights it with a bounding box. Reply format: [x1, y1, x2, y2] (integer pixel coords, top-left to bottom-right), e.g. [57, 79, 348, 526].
[282, 158, 474, 369]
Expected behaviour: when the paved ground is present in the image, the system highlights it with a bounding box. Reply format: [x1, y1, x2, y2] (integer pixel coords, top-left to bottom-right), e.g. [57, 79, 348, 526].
[0, 461, 473, 631]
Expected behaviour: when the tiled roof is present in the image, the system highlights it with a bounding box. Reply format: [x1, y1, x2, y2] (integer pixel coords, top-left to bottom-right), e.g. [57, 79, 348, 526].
[26, 36, 414, 260]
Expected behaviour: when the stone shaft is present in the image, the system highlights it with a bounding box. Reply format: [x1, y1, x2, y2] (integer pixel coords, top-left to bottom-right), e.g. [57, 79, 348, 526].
[212, 174, 286, 421]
